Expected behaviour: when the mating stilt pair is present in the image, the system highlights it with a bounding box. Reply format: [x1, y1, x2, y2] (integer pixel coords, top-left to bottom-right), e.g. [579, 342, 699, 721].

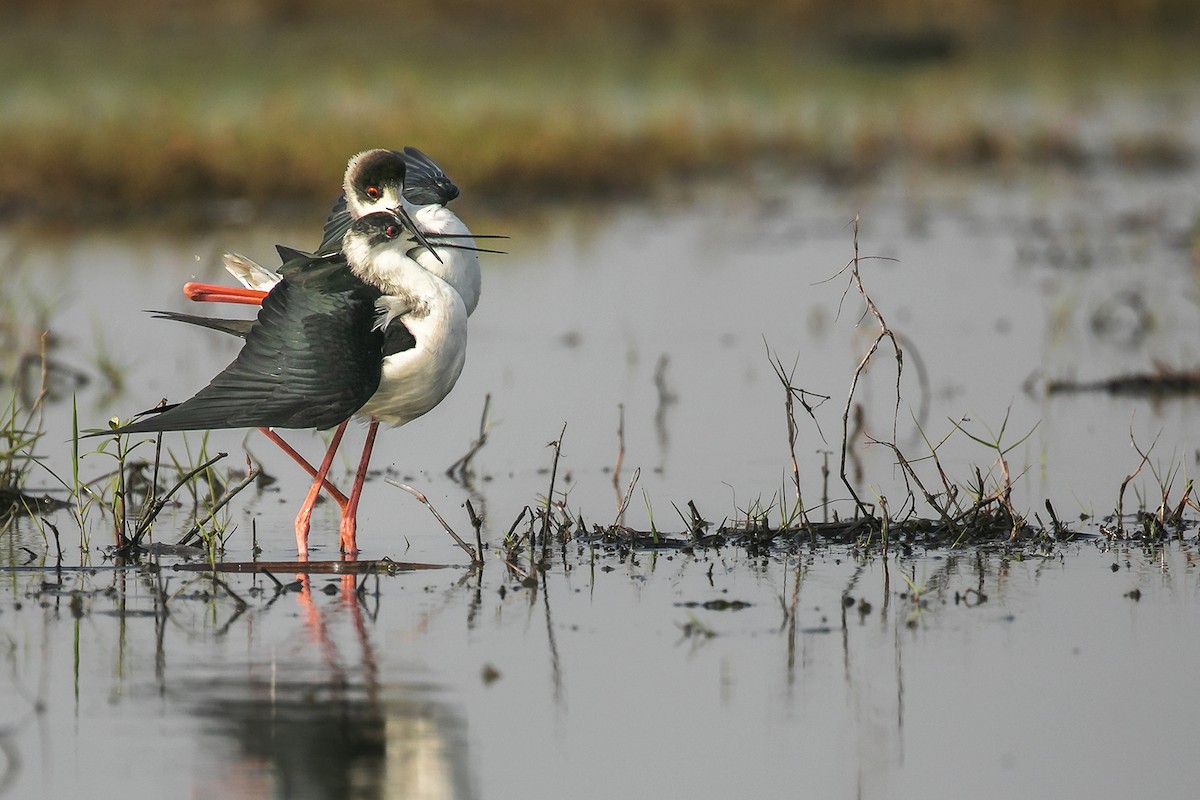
[103, 148, 500, 557]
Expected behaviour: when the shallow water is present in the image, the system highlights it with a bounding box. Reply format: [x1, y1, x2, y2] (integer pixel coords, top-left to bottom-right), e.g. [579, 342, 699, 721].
[2, 162, 1200, 798]
[2, 543, 1197, 799]
[6, 164, 1200, 551]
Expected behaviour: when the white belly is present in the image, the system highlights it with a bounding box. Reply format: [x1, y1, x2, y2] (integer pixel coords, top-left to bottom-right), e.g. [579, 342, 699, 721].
[358, 287, 468, 427]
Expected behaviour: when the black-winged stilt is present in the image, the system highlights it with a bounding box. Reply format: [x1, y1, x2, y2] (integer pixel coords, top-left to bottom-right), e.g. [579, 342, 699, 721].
[106, 210, 469, 558]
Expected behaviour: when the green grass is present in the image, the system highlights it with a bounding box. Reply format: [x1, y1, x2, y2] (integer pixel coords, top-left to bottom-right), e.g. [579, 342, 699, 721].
[0, 11, 1197, 225]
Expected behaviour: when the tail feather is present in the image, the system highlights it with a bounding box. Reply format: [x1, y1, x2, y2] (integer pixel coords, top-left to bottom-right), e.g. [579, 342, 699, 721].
[222, 253, 281, 291]
[150, 310, 252, 338]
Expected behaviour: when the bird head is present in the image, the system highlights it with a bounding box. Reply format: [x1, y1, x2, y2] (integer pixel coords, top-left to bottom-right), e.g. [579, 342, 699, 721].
[343, 149, 442, 262]
[343, 149, 408, 217]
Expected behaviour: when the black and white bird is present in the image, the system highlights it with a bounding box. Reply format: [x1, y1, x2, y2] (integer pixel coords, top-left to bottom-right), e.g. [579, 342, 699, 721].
[175, 148, 494, 553]
[108, 210, 469, 558]
[217, 147, 488, 316]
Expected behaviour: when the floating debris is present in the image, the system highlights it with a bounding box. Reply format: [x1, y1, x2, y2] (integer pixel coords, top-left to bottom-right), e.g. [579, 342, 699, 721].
[1047, 366, 1200, 397]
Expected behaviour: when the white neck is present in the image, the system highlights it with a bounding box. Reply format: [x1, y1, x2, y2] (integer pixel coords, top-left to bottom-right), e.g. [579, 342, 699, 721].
[348, 239, 438, 312]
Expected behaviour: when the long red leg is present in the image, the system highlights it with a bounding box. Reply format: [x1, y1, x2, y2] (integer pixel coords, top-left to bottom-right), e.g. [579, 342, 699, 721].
[339, 418, 379, 557]
[187, 282, 361, 553]
[187, 285, 353, 509]
[294, 421, 348, 557]
[183, 282, 268, 305]
[257, 427, 350, 507]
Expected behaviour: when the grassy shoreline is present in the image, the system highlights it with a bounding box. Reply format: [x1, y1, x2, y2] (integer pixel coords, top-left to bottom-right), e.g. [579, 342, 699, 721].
[2, 20, 1198, 225]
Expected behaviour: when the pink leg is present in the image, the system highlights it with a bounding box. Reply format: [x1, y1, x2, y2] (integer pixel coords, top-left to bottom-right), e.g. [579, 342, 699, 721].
[258, 427, 350, 507]
[339, 418, 379, 557]
[294, 421, 348, 557]
[183, 282, 268, 304]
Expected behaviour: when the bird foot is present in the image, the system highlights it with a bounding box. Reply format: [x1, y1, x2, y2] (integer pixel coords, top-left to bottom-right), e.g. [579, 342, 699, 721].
[294, 514, 312, 559]
[339, 519, 359, 559]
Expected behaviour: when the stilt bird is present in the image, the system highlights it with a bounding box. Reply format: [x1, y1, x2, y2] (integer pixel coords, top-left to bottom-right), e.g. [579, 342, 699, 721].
[177, 148, 496, 544]
[202, 147, 497, 314]
[106, 210, 468, 557]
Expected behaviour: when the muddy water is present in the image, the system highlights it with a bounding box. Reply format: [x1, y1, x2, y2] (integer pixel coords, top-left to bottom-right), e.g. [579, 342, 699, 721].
[2, 163, 1200, 798]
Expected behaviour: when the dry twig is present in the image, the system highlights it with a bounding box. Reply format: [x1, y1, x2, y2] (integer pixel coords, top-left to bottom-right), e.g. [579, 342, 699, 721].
[135, 451, 227, 543]
[387, 479, 479, 563]
[446, 393, 491, 481]
[175, 454, 259, 547]
[836, 214, 901, 518]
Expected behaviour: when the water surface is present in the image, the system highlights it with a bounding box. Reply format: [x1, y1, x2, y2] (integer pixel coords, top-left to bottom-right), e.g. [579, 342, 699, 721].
[2, 161, 1200, 798]
[2, 542, 1196, 798]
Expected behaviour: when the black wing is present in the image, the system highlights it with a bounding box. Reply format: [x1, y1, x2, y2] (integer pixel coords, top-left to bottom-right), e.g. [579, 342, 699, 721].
[315, 147, 460, 254]
[316, 195, 353, 255]
[112, 259, 384, 434]
[276, 243, 314, 263]
[155, 297, 418, 363]
[382, 317, 417, 357]
[400, 146, 460, 206]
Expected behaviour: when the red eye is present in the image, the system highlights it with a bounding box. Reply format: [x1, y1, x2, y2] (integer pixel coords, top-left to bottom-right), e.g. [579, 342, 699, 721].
[366, 185, 381, 200]
[385, 224, 400, 238]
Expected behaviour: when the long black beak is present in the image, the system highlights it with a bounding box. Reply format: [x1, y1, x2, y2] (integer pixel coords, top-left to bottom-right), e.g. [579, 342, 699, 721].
[433, 242, 508, 255]
[393, 204, 443, 263]
[422, 233, 511, 240]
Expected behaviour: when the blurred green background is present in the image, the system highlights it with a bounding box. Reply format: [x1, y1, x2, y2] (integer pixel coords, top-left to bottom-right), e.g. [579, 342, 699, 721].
[1, 0, 1196, 224]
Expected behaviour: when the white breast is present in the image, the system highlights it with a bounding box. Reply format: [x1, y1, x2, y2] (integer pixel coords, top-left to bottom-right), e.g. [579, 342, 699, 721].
[408, 203, 482, 317]
[358, 272, 468, 428]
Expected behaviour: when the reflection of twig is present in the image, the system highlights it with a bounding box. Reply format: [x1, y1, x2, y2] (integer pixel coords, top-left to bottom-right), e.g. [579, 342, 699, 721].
[387, 479, 479, 564]
[541, 569, 565, 704]
[446, 393, 491, 482]
[207, 574, 249, 636]
[653, 354, 677, 457]
[32, 331, 50, 421]
[0, 719, 24, 796]
[894, 331, 931, 444]
[611, 403, 625, 494]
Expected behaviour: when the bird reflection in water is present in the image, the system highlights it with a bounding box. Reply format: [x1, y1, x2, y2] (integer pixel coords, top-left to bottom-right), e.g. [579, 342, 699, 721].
[189, 570, 473, 800]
